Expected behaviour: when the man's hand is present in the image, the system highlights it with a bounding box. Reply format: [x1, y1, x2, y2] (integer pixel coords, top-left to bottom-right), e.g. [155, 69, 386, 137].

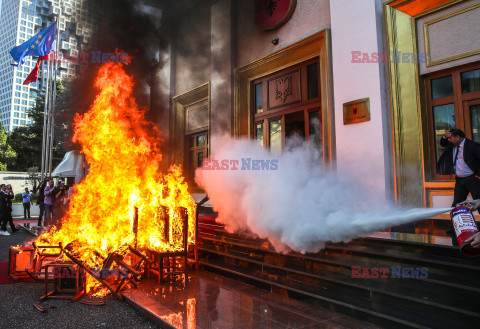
[465, 232, 480, 248]
[457, 199, 480, 211]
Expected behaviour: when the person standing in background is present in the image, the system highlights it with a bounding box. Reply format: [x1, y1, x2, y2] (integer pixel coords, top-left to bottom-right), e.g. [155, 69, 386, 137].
[22, 187, 32, 219]
[0, 184, 10, 236]
[1, 185, 18, 234]
[36, 179, 48, 227]
[5, 185, 18, 233]
[44, 179, 54, 227]
[52, 180, 68, 227]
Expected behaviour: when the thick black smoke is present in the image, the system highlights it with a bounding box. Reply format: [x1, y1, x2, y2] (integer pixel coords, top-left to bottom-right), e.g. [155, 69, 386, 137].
[68, 1, 166, 108]
[59, 0, 214, 155]
[96, 0, 167, 107]
[57, 0, 171, 151]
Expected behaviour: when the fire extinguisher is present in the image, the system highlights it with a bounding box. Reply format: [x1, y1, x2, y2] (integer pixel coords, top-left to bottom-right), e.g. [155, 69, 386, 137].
[450, 206, 480, 257]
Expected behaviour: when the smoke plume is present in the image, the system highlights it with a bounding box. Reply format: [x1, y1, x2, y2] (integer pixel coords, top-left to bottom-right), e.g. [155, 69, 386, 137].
[195, 136, 450, 253]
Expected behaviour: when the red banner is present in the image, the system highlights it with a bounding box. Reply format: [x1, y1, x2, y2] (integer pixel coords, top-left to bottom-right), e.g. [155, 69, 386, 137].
[23, 55, 49, 85]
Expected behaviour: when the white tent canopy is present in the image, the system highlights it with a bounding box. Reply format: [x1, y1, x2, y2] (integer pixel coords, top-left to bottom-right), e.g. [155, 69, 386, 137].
[51, 151, 84, 183]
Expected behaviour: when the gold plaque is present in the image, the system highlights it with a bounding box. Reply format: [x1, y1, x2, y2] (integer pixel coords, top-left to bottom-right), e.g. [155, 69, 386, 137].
[343, 98, 370, 125]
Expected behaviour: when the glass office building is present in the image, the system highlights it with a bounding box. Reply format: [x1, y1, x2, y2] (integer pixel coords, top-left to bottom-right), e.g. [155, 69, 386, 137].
[0, 0, 102, 132]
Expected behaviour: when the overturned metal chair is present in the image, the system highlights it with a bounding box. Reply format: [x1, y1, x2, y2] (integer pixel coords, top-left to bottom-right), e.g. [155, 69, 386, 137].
[8, 243, 63, 282]
[63, 246, 148, 300]
[40, 260, 86, 302]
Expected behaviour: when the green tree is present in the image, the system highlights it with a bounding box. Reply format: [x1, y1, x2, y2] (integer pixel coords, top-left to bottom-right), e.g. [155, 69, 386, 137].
[0, 125, 17, 171]
[27, 166, 41, 193]
[8, 81, 75, 171]
[7, 125, 39, 171]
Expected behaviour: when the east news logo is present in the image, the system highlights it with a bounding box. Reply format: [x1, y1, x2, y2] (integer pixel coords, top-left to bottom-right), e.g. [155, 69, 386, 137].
[351, 266, 428, 279]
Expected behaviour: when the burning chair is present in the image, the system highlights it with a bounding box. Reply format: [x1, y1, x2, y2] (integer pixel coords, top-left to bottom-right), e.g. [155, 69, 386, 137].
[7, 64, 202, 306]
[147, 207, 190, 283]
[9, 243, 63, 281]
[8, 246, 35, 281]
[62, 245, 150, 301]
[41, 261, 86, 302]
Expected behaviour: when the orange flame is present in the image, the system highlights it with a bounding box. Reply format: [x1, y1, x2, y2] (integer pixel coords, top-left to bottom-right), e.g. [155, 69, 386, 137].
[36, 62, 196, 293]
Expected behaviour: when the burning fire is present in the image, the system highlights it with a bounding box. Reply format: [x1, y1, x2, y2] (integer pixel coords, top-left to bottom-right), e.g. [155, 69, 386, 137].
[36, 62, 196, 294]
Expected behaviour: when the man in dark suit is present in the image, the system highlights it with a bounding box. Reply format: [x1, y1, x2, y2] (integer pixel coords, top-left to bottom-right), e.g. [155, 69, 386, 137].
[437, 128, 480, 245]
[0, 184, 16, 235]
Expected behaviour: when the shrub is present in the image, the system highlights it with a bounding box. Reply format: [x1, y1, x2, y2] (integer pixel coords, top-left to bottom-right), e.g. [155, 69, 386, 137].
[14, 193, 23, 202]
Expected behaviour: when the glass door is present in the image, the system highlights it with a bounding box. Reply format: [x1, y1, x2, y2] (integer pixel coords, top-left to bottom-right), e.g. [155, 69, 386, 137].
[425, 63, 480, 180]
[252, 58, 322, 154]
[464, 99, 480, 142]
[186, 132, 208, 183]
[269, 118, 283, 153]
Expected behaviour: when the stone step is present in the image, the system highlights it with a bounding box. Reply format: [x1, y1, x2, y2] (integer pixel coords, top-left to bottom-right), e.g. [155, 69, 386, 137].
[199, 244, 480, 317]
[199, 258, 476, 329]
[212, 229, 473, 266]
[212, 230, 480, 270]
[333, 238, 478, 267]
[202, 235, 480, 289]
[199, 242, 480, 307]
[198, 232, 480, 328]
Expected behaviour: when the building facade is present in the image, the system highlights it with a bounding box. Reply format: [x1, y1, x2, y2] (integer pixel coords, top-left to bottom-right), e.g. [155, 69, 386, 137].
[153, 0, 480, 233]
[0, 0, 101, 133]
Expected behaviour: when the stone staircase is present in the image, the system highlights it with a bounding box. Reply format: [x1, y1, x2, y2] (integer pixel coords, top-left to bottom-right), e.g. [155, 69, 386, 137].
[195, 224, 480, 328]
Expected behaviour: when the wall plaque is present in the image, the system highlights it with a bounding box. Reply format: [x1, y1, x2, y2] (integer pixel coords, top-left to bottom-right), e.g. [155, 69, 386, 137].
[343, 98, 370, 125]
[255, 0, 297, 31]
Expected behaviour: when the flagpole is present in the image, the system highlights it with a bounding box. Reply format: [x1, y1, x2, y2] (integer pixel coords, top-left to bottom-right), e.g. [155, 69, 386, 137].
[44, 59, 53, 179]
[11, 21, 58, 181]
[48, 6, 62, 177]
[48, 34, 58, 176]
[47, 60, 54, 176]
[41, 58, 51, 181]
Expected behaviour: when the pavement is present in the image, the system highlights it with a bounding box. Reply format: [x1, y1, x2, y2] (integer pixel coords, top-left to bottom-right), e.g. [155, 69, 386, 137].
[0, 225, 161, 329]
[0, 227, 35, 263]
[0, 283, 160, 329]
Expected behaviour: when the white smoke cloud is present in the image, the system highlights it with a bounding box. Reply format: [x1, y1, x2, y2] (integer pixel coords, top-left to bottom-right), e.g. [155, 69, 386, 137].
[195, 136, 450, 253]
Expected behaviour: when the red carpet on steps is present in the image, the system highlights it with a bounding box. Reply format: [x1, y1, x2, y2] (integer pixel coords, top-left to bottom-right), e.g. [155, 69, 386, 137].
[13, 219, 37, 224]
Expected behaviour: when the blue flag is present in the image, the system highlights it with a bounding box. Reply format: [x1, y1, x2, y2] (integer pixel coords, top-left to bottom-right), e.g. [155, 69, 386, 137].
[10, 22, 56, 67]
